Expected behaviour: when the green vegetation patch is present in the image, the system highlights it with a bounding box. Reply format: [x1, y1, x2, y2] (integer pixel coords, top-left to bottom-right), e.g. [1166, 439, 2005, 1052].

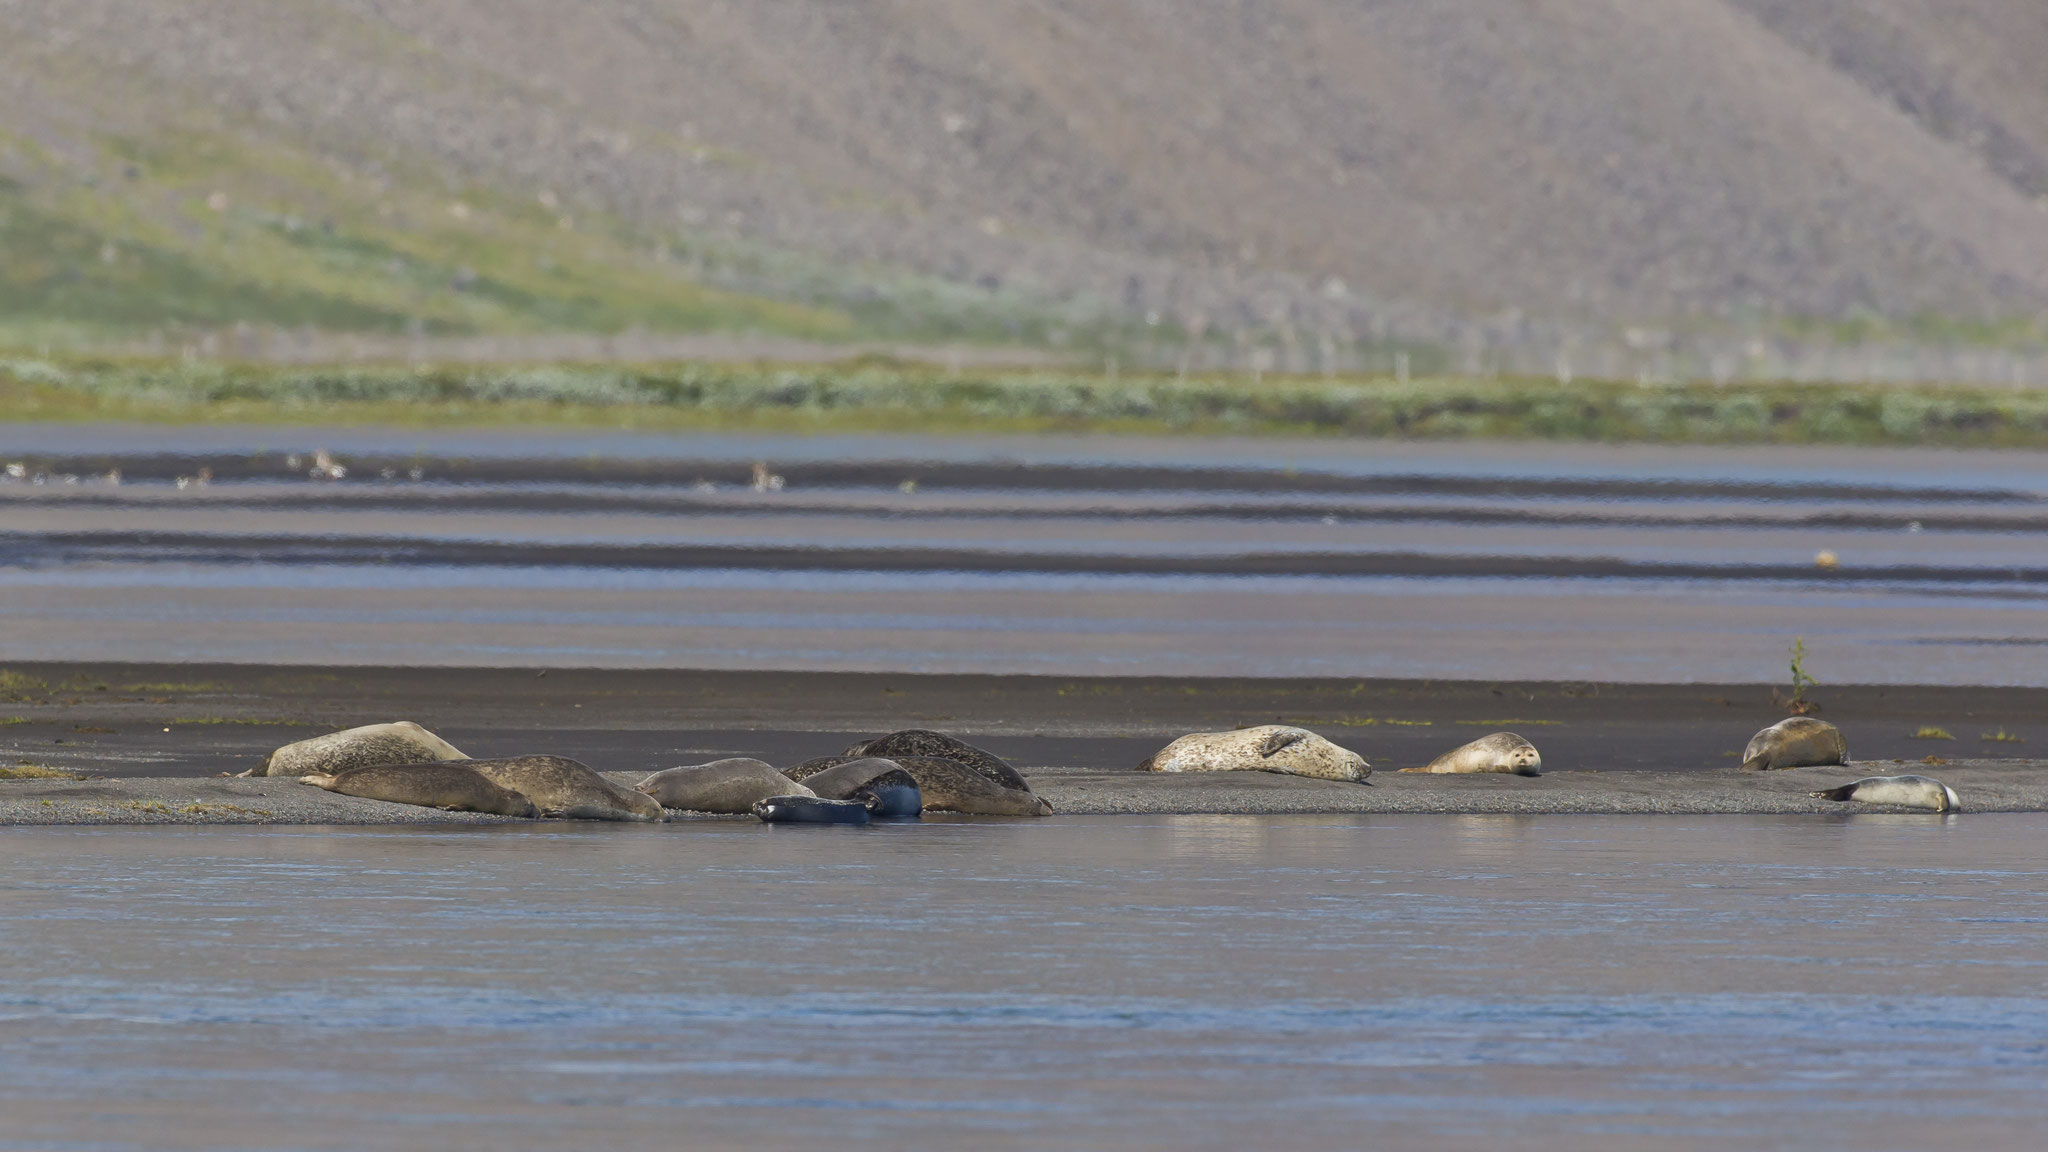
[8, 358, 2048, 446]
[0, 763, 85, 780]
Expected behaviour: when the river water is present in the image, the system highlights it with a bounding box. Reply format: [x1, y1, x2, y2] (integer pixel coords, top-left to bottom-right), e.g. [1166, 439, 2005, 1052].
[2, 425, 2046, 683]
[3, 815, 2045, 1150]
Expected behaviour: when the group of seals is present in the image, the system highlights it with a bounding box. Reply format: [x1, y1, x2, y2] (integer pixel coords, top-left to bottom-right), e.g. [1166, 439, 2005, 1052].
[1132, 714, 1962, 813]
[1737, 716, 1958, 811]
[270, 723, 663, 821]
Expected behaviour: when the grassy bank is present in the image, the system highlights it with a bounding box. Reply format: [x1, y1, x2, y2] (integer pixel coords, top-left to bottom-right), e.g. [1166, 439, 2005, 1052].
[5, 356, 2048, 446]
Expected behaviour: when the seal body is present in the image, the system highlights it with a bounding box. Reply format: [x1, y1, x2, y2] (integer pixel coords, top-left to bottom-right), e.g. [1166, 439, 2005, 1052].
[635, 758, 814, 813]
[256, 721, 466, 778]
[1141, 725, 1369, 782]
[462, 756, 665, 822]
[1741, 717, 1848, 772]
[1403, 732, 1542, 776]
[1812, 775, 1959, 812]
[299, 763, 536, 817]
[753, 796, 870, 825]
[850, 769, 923, 818]
[840, 730, 1029, 791]
[799, 756, 1050, 816]
[785, 754, 855, 782]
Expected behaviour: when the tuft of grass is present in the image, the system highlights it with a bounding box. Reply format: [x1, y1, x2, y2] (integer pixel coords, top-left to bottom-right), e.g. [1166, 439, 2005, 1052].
[0, 670, 47, 701]
[163, 717, 305, 726]
[1453, 719, 1565, 726]
[1911, 726, 1956, 741]
[179, 802, 272, 817]
[1980, 729, 2026, 744]
[118, 682, 225, 694]
[0, 717, 29, 727]
[0, 763, 84, 780]
[1921, 755, 1949, 766]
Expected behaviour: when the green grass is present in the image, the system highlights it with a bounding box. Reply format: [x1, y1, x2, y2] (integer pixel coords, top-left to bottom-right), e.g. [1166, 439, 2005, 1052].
[6, 356, 2048, 445]
[0, 763, 83, 781]
[1911, 726, 1956, 741]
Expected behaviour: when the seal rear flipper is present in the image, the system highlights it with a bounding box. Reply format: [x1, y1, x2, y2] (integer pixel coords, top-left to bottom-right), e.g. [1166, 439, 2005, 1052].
[1259, 730, 1309, 758]
[298, 774, 339, 789]
[1810, 784, 1858, 802]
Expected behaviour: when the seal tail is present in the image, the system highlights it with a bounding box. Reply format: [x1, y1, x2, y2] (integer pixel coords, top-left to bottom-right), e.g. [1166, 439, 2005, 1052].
[1809, 784, 1857, 802]
[299, 774, 339, 790]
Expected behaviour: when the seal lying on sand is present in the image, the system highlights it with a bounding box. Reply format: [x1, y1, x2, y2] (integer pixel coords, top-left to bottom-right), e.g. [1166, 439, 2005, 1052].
[635, 758, 814, 813]
[251, 721, 466, 778]
[1140, 725, 1369, 783]
[798, 756, 1051, 816]
[299, 763, 536, 817]
[850, 769, 923, 818]
[840, 730, 1029, 791]
[1741, 717, 1848, 772]
[1401, 732, 1542, 776]
[753, 796, 870, 825]
[462, 756, 665, 822]
[1812, 775, 1960, 812]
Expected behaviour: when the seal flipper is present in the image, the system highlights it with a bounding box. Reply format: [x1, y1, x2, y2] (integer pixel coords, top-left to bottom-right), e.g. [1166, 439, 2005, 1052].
[1810, 783, 1858, 801]
[1259, 730, 1309, 758]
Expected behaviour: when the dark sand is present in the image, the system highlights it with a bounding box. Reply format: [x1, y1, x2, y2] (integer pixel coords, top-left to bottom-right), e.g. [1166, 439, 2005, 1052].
[2, 664, 2042, 822]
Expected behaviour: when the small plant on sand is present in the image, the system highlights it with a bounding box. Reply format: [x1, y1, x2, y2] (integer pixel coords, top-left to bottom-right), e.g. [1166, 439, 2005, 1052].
[1981, 729, 2026, 744]
[0, 670, 46, 702]
[0, 762, 83, 780]
[1911, 726, 1955, 741]
[1774, 638, 1820, 715]
[1921, 755, 1949, 766]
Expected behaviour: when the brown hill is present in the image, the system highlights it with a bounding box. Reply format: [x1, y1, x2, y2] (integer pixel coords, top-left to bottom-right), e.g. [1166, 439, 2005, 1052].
[3, 0, 2047, 354]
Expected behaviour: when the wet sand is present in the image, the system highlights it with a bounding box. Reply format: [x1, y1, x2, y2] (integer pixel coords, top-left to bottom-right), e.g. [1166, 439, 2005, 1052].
[2, 664, 2042, 823]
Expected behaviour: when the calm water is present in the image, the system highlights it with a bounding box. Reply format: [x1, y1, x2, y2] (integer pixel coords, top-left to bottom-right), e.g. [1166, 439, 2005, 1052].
[3, 426, 2047, 682]
[4, 816, 2046, 1150]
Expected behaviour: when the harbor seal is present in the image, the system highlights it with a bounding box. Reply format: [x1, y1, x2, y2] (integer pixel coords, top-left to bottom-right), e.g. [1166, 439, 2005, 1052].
[752, 796, 871, 825]
[634, 758, 815, 813]
[461, 756, 665, 822]
[1812, 775, 1960, 812]
[1740, 717, 1848, 772]
[840, 730, 1029, 791]
[799, 756, 1050, 816]
[784, 755, 854, 782]
[1400, 732, 1542, 776]
[298, 763, 537, 818]
[252, 721, 466, 777]
[1140, 725, 1369, 782]
[850, 768, 923, 818]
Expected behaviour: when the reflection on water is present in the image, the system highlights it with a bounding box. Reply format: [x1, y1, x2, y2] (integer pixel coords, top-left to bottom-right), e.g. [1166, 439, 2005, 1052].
[2, 816, 2046, 1150]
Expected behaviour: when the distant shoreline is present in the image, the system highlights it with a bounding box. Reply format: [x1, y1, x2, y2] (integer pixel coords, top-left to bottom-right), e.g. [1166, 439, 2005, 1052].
[5, 357, 2048, 447]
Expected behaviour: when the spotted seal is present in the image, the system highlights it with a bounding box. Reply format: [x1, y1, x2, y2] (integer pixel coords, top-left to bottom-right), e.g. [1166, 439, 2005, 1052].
[1401, 732, 1542, 776]
[1812, 775, 1959, 812]
[251, 721, 466, 778]
[461, 755, 665, 822]
[752, 796, 871, 825]
[1140, 725, 1368, 782]
[839, 730, 1029, 791]
[849, 768, 923, 818]
[797, 755, 1050, 816]
[634, 758, 815, 813]
[1740, 717, 1848, 772]
[299, 763, 536, 818]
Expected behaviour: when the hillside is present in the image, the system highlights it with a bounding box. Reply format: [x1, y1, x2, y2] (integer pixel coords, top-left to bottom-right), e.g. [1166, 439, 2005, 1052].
[2, 0, 2046, 371]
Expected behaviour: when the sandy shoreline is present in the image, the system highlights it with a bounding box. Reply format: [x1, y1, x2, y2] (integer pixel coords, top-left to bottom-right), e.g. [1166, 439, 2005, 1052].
[3, 761, 2043, 825]
[2, 662, 2042, 824]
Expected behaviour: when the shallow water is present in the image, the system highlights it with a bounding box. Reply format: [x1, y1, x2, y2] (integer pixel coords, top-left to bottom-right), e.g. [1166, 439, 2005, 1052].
[2, 426, 2046, 682]
[4, 816, 2046, 1150]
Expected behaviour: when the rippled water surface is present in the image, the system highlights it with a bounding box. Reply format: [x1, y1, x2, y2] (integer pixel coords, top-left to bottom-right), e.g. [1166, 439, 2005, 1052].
[4, 816, 2046, 1150]
[4, 427, 2048, 681]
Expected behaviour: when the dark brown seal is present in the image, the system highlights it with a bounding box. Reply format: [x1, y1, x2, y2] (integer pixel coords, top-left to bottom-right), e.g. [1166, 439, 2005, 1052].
[299, 763, 536, 817]
[840, 730, 1029, 791]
